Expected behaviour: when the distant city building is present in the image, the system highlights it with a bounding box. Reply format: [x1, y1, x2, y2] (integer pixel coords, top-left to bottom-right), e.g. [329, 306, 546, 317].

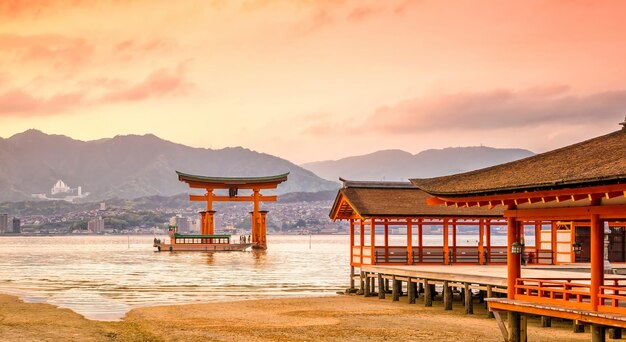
[32, 179, 89, 202]
[170, 215, 192, 233]
[100, 202, 106, 211]
[0, 214, 8, 234]
[88, 216, 105, 234]
[11, 217, 20, 234]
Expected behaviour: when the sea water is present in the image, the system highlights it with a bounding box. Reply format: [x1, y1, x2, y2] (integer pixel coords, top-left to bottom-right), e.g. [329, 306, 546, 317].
[0, 234, 506, 320]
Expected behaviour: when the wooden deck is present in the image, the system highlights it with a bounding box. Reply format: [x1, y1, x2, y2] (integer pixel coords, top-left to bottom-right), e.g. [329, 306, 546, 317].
[358, 264, 626, 291]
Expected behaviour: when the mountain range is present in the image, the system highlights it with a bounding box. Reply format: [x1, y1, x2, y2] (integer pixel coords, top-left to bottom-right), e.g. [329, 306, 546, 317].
[0, 130, 338, 202]
[0, 129, 536, 203]
[301, 147, 535, 182]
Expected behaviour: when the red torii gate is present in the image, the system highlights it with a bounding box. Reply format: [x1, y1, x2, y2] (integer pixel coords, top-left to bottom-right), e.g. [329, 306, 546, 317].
[177, 171, 289, 249]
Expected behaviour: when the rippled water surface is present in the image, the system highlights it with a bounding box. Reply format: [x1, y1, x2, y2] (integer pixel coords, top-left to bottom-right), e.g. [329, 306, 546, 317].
[0, 235, 350, 320]
[0, 234, 506, 321]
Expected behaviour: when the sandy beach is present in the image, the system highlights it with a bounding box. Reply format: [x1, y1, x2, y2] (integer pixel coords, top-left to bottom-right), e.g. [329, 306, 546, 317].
[0, 293, 592, 341]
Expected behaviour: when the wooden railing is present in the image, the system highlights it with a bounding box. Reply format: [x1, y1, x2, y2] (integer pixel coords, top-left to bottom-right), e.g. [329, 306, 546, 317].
[515, 278, 626, 314]
[599, 279, 626, 314]
[515, 278, 592, 310]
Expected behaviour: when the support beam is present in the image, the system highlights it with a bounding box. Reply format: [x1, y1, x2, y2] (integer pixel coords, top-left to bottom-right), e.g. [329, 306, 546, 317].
[507, 215, 521, 299]
[508, 311, 521, 342]
[591, 214, 604, 311]
[392, 277, 400, 301]
[424, 279, 433, 307]
[464, 283, 473, 314]
[407, 219, 413, 264]
[349, 266, 355, 290]
[444, 219, 450, 265]
[408, 278, 416, 304]
[378, 274, 385, 299]
[364, 273, 371, 297]
[591, 324, 605, 342]
[444, 281, 452, 310]
[520, 315, 528, 342]
[541, 316, 552, 327]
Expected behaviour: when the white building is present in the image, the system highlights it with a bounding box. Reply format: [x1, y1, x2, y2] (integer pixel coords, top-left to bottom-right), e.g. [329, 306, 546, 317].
[0, 214, 8, 234]
[170, 215, 192, 233]
[88, 217, 105, 234]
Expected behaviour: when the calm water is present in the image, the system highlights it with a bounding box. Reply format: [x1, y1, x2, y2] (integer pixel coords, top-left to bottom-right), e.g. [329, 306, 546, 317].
[0, 234, 507, 321]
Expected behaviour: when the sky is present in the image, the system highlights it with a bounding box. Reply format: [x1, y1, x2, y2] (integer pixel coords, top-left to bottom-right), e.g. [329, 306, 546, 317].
[1, 0, 625, 164]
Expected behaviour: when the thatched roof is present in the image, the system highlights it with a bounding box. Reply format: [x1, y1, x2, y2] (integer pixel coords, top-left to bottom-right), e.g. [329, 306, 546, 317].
[410, 129, 626, 197]
[329, 180, 502, 219]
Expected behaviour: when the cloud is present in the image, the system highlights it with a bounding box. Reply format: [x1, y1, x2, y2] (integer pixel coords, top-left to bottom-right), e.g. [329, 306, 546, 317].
[0, 64, 192, 116]
[99, 64, 192, 103]
[0, 34, 94, 70]
[0, 89, 85, 116]
[362, 87, 626, 134]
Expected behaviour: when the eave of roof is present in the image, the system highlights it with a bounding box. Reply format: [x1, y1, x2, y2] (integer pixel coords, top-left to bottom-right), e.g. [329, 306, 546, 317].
[410, 129, 626, 197]
[176, 171, 289, 185]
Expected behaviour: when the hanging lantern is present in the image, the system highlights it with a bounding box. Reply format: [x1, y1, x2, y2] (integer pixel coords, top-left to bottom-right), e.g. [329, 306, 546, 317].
[572, 241, 583, 254]
[511, 241, 524, 254]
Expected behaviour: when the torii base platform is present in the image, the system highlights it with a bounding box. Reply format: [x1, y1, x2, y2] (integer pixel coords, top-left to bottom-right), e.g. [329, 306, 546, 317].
[176, 171, 289, 250]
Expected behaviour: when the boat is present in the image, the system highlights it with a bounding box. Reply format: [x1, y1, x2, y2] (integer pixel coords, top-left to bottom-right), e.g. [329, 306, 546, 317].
[153, 226, 252, 252]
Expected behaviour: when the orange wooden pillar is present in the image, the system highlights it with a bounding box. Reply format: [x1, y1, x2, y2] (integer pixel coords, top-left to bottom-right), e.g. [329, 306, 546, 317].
[370, 219, 376, 264]
[384, 219, 389, 263]
[590, 214, 604, 310]
[418, 219, 423, 263]
[360, 219, 365, 265]
[407, 219, 413, 265]
[486, 219, 492, 264]
[251, 189, 260, 247]
[443, 218, 449, 265]
[199, 211, 208, 235]
[507, 216, 521, 299]
[259, 211, 268, 248]
[478, 219, 485, 265]
[349, 219, 355, 264]
[206, 210, 216, 235]
[452, 219, 457, 263]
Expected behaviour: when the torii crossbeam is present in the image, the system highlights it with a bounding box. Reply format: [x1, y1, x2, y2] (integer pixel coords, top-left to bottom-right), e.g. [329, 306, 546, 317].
[177, 171, 289, 249]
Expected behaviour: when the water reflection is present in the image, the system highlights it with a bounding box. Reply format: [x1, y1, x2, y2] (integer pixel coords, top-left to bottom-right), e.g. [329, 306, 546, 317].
[0, 235, 350, 321]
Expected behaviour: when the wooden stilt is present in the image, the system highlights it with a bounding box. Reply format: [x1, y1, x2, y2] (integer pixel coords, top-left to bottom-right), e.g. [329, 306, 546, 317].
[520, 315, 528, 342]
[378, 274, 385, 299]
[408, 278, 416, 304]
[350, 266, 355, 289]
[418, 281, 424, 295]
[508, 311, 521, 342]
[411, 280, 418, 301]
[424, 279, 432, 307]
[486, 285, 494, 318]
[541, 316, 552, 327]
[444, 280, 452, 310]
[464, 283, 473, 314]
[370, 277, 376, 296]
[592, 324, 606, 342]
[608, 328, 622, 339]
[392, 277, 400, 301]
[358, 271, 364, 295]
[364, 273, 371, 297]
[385, 279, 390, 293]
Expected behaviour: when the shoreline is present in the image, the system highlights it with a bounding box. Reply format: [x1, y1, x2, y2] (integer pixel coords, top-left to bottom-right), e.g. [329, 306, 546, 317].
[0, 293, 590, 341]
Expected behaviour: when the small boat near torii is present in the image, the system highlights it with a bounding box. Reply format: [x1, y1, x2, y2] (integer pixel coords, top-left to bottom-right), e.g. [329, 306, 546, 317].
[154, 171, 289, 252]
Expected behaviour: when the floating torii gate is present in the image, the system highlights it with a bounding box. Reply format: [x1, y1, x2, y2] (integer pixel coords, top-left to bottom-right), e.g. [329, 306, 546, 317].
[176, 171, 289, 249]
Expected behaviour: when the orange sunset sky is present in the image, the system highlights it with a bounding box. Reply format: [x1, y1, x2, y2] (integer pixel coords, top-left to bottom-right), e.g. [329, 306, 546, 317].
[1, 0, 625, 164]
